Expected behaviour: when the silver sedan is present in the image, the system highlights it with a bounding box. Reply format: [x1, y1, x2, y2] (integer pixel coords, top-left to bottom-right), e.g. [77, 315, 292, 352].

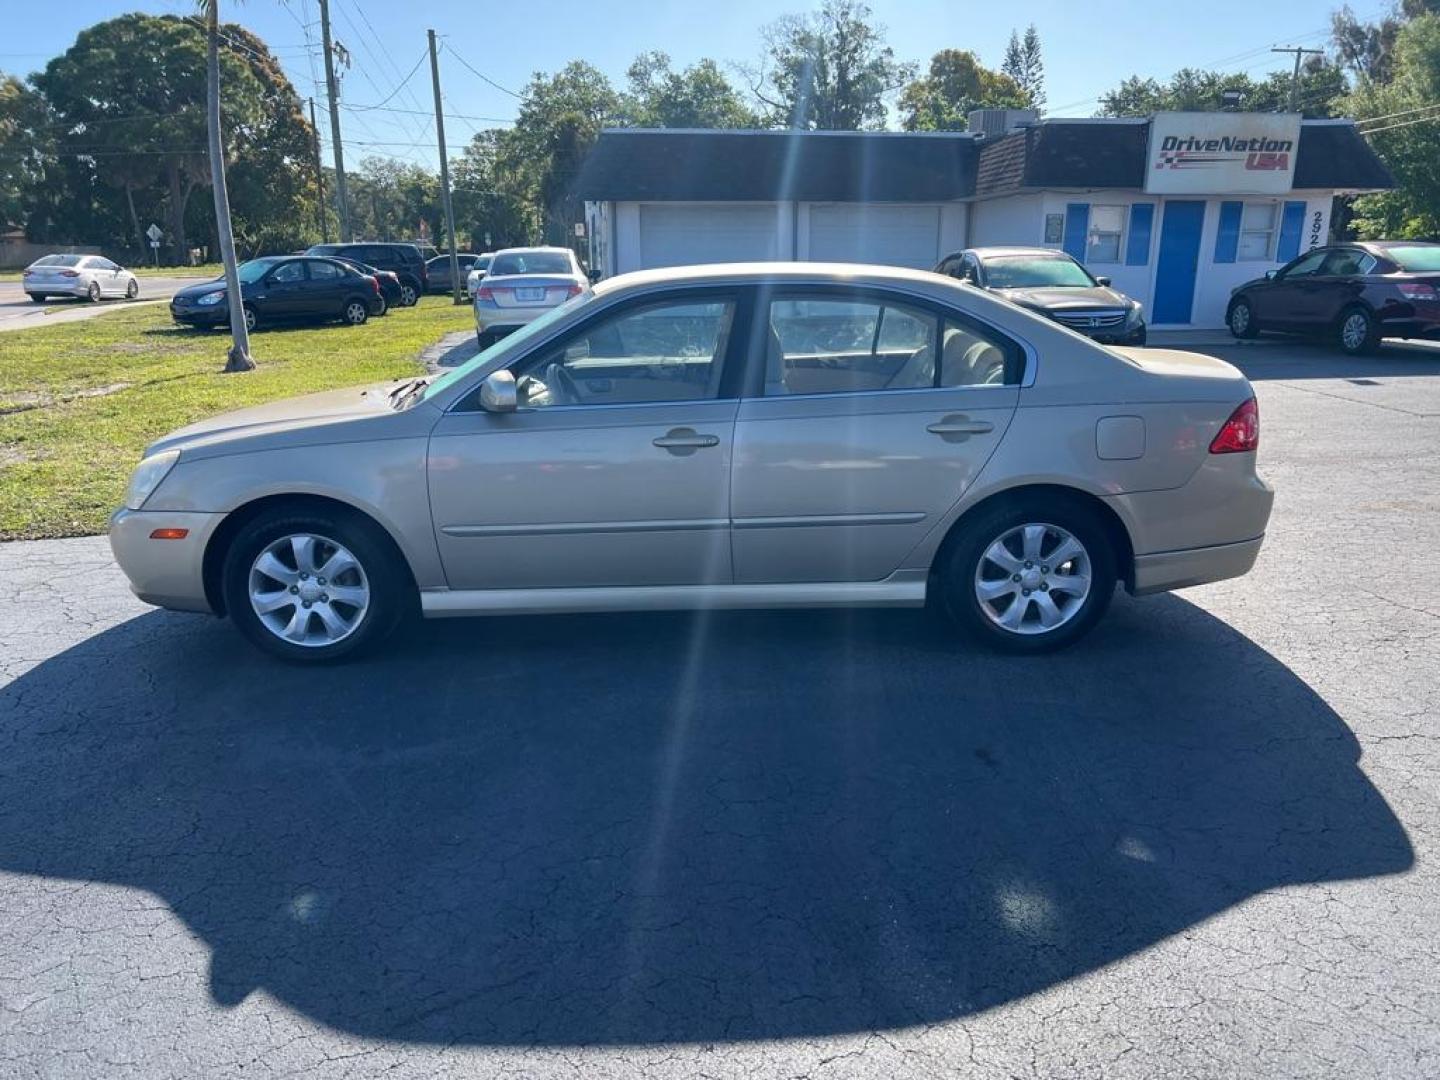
[110, 262, 1274, 662]
[472, 246, 587, 347]
[24, 254, 139, 302]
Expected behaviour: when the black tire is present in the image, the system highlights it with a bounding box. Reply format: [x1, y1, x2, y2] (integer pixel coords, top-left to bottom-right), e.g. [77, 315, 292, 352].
[398, 280, 419, 307]
[125, 279, 139, 299]
[1337, 304, 1380, 355]
[242, 304, 258, 333]
[221, 508, 407, 663]
[939, 495, 1118, 654]
[343, 297, 370, 326]
[86, 280, 101, 302]
[476, 328, 494, 349]
[28, 293, 46, 303]
[1227, 296, 1259, 340]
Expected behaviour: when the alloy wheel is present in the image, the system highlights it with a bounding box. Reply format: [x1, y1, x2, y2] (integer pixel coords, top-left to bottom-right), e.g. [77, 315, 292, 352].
[248, 533, 370, 647]
[345, 300, 368, 325]
[1230, 303, 1250, 335]
[973, 522, 1092, 636]
[87, 281, 101, 301]
[400, 284, 418, 307]
[243, 307, 257, 332]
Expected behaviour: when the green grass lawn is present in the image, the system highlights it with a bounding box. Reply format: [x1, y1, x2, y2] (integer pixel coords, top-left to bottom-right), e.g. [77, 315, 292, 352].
[0, 297, 474, 540]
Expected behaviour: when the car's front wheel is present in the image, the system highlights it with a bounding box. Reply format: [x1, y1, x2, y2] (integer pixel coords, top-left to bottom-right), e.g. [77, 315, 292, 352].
[221, 509, 406, 662]
[1227, 296, 1259, 339]
[940, 497, 1117, 653]
[242, 304, 258, 333]
[125, 279, 139, 299]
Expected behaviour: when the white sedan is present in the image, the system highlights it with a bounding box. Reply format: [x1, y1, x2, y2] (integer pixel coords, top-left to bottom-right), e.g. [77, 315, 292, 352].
[23, 254, 139, 303]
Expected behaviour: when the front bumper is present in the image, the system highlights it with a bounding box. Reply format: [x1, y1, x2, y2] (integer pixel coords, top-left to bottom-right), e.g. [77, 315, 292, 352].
[170, 300, 228, 327]
[1132, 535, 1266, 595]
[108, 508, 226, 612]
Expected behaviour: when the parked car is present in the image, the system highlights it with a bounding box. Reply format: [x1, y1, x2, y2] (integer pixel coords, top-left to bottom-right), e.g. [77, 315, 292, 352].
[111, 262, 1272, 663]
[326, 255, 403, 314]
[463, 253, 495, 297]
[934, 247, 1147, 346]
[23, 254, 139, 303]
[304, 242, 426, 306]
[426, 253, 484, 294]
[169, 256, 384, 332]
[472, 246, 587, 347]
[1227, 241, 1440, 355]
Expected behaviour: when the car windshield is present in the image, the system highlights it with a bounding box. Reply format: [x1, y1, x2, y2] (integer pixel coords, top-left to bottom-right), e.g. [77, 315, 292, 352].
[420, 292, 590, 403]
[34, 254, 83, 267]
[1385, 246, 1440, 272]
[236, 258, 282, 284]
[490, 252, 572, 276]
[983, 256, 1096, 289]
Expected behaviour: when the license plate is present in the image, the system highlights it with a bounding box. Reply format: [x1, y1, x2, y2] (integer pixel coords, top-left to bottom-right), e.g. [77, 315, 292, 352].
[515, 287, 545, 302]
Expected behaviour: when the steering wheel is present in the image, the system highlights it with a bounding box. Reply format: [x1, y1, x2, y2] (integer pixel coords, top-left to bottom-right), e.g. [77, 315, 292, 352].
[543, 362, 581, 406]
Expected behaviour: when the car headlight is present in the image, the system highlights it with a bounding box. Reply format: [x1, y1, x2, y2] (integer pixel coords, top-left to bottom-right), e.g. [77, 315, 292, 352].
[196, 291, 225, 306]
[1125, 301, 1144, 327]
[123, 450, 180, 510]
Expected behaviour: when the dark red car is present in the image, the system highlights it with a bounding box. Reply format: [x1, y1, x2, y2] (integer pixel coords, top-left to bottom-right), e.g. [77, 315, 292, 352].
[1227, 241, 1440, 355]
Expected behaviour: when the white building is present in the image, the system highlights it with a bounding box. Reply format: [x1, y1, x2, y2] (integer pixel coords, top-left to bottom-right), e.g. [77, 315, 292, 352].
[578, 111, 1393, 329]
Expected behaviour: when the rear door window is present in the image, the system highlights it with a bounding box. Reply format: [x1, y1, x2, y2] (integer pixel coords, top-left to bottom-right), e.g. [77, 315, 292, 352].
[764, 294, 939, 395]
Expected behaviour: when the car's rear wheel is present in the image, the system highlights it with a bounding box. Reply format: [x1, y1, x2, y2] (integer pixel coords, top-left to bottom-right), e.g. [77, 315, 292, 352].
[343, 298, 369, 325]
[1227, 296, 1259, 339]
[476, 328, 494, 349]
[125, 279, 139, 299]
[376, 294, 389, 316]
[28, 293, 46, 303]
[242, 304, 258, 333]
[1338, 305, 1379, 355]
[221, 509, 405, 663]
[940, 497, 1117, 653]
[399, 282, 419, 307]
[86, 281, 101, 302]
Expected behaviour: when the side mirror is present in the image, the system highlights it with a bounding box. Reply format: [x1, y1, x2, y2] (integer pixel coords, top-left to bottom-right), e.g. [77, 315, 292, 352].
[1264, 269, 1278, 280]
[1096, 276, 1112, 287]
[479, 369, 517, 412]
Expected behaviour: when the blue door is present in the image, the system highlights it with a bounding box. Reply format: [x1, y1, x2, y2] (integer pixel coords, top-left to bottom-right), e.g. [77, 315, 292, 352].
[1153, 201, 1206, 324]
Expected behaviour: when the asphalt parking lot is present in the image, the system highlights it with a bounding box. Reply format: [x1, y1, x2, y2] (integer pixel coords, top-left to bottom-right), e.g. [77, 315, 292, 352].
[1, 338, 1437, 1079]
[0, 275, 208, 333]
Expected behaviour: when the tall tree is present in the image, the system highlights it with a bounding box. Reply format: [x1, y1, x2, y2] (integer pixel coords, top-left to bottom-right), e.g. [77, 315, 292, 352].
[451, 130, 533, 251]
[899, 50, 1029, 132]
[623, 52, 759, 128]
[1001, 25, 1045, 112]
[1097, 62, 1346, 118]
[0, 75, 46, 231]
[201, 0, 252, 373]
[1345, 13, 1440, 238]
[748, 0, 915, 129]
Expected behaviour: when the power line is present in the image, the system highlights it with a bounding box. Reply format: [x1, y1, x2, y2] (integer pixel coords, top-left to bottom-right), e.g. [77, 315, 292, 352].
[442, 43, 524, 99]
[341, 103, 514, 124]
[1359, 111, 1440, 136]
[343, 50, 428, 111]
[1356, 101, 1440, 126]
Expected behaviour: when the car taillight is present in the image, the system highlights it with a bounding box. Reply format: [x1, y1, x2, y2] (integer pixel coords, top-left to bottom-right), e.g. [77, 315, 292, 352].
[565, 284, 584, 298]
[1209, 397, 1259, 454]
[1397, 283, 1438, 301]
[475, 286, 494, 301]
[369, 277, 381, 294]
[59, 270, 80, 278]
[22, 269, 33, 276]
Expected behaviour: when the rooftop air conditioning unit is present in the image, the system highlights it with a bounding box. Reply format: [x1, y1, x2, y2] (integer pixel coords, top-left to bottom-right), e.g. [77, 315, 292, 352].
[966, 108, 1039, 139]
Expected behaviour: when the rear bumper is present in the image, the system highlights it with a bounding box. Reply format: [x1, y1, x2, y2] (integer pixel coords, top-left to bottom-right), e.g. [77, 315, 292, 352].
[26, 281, 88, 297]
[1131, 535, 1266, 595]
[474, 301, 557, 335]
[108, 508, 225, 613]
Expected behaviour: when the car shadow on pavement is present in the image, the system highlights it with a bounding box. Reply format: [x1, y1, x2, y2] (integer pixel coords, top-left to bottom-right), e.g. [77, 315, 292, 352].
[1208, 338, 1440, 381]
[0, 593, 1412, 1045]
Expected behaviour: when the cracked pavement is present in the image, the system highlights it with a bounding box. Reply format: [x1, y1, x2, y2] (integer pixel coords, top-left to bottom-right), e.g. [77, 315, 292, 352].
[0, 340, 1437, 1079]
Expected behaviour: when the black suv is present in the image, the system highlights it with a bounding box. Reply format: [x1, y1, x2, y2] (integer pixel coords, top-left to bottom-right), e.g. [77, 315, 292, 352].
[305, 243, 427, 306]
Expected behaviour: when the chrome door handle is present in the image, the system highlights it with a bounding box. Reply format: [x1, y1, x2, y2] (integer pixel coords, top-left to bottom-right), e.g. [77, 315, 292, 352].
[653, 428, 719, 451]
[926, 418, 994, 435]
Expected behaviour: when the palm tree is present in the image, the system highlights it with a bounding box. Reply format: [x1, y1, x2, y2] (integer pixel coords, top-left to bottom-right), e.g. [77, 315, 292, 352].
[201, 0, 254, 372]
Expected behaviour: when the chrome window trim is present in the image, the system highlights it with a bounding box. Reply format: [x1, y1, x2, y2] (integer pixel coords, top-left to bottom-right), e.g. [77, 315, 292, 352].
[440, 275, 1040, 414]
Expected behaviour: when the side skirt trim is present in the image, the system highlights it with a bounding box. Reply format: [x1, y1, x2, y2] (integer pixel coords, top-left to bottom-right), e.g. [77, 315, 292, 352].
[420, 578, 928, 617]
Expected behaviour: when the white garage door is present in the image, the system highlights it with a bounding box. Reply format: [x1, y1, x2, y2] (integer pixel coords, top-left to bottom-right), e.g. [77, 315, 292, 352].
[808, 204, 943, 269]
[638, 204, 779, 269]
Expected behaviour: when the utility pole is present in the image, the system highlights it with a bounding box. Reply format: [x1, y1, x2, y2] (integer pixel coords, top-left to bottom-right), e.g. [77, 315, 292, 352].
[1272, 46, 1325, 113]
[319, 0, 351, 241]
[307, 98, 329, 243]
[428, 29, 463, 305]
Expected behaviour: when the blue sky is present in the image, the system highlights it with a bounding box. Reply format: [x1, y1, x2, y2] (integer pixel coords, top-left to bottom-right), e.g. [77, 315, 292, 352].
[3, 0, 1372, 169]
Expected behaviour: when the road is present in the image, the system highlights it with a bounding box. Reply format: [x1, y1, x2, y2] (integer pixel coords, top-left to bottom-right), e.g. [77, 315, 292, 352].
[0, 340, 1437, 1079]
[0, 275, 210, 333]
